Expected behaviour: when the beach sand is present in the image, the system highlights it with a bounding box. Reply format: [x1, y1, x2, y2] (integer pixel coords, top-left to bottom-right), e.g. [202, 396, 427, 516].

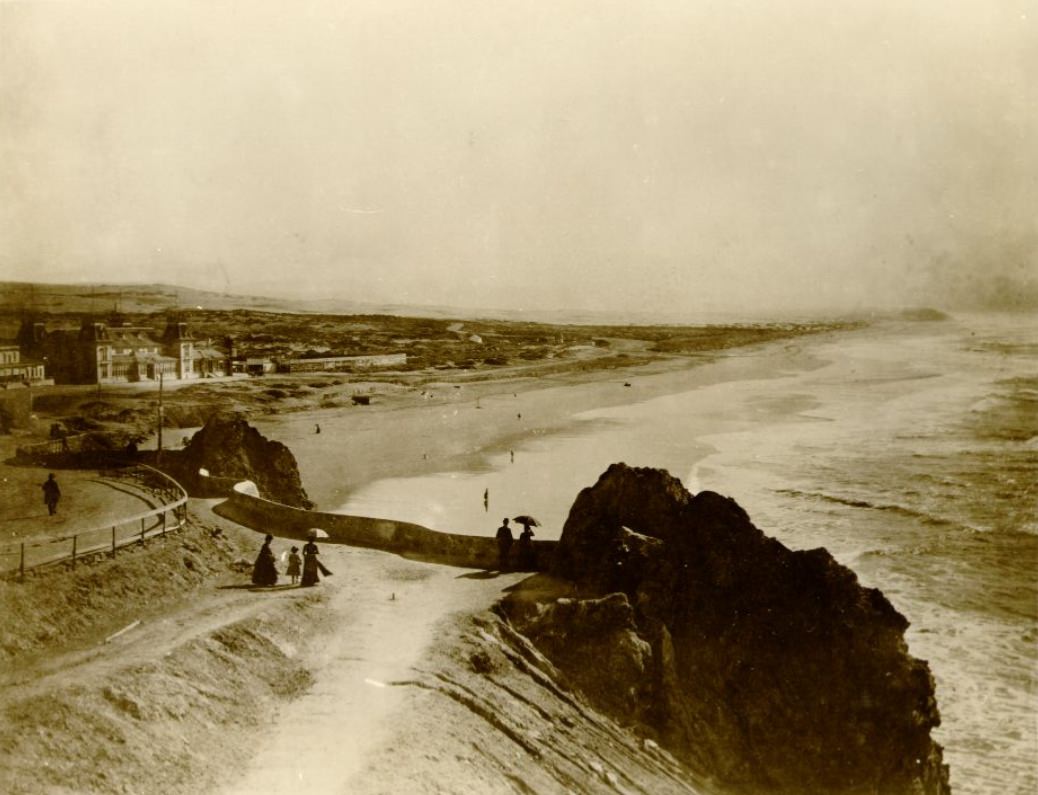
[252, 335, 831, 513]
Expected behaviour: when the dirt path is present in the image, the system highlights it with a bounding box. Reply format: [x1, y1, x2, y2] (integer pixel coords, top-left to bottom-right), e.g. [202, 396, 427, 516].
[221, 546, 525, 794]
[0, 458, 161, 544]
[0, 580, 301, 699]
[0, 494, 526, 795]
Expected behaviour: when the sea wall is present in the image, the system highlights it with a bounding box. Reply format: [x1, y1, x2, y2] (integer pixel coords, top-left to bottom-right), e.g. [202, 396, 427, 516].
[215, 481, 556, 571]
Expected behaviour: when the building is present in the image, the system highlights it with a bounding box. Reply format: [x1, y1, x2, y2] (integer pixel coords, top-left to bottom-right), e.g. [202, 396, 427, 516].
[0, 343, 48, 385]
[0, 343, 48, 430]
[17, 315, 229, 385]
[275, 353, 407, 374]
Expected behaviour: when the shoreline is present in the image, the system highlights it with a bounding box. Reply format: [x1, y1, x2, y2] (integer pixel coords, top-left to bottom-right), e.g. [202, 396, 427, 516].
[253, 330, 843, 512]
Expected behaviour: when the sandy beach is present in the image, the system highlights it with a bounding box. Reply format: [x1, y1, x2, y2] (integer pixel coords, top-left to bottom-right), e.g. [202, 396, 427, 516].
[251, 335, 829, 514]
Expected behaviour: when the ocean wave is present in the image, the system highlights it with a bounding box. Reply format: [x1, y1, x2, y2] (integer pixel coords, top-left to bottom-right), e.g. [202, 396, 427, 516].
[773, 488, 983, 532]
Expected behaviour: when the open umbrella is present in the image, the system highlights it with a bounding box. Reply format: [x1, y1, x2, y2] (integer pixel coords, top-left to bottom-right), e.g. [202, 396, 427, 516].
[307, 527, 330, 540]
[512, 515, 540, 528]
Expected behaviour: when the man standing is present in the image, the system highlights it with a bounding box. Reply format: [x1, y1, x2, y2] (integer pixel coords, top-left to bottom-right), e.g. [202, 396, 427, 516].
[42, 473, 60, 516]
[495, 518, 513, 571]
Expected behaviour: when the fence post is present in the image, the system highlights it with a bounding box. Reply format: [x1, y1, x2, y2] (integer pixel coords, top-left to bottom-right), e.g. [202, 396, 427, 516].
[19, 542, 24, 580]
[71, 534, 77, 568]
[161, 510, 167, 537]
[112, 526, 117, 557]
[140, 521, 145, 546]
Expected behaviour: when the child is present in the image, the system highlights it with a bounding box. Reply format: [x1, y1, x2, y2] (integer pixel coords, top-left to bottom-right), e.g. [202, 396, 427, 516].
[287, 546, 302, 585]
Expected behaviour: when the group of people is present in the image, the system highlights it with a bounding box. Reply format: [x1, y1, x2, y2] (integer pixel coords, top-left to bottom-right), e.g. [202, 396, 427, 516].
[494, 517, 537, 571]
[252, 530, 332, 588]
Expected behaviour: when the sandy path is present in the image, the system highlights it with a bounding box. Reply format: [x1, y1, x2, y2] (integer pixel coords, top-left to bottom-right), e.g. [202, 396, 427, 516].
[221, 545, 525, 794]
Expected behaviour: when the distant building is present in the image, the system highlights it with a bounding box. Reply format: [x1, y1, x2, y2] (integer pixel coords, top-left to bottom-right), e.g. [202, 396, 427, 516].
[0, 342, 48, 430]
[0, 343, 48, 385]
[233, 357, 276, 376]
[17, 315, 229, 385]
[275, 353, 407, 374]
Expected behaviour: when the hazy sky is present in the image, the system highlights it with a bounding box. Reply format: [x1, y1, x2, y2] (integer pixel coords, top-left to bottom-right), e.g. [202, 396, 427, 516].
[1, 0, 1034, 314]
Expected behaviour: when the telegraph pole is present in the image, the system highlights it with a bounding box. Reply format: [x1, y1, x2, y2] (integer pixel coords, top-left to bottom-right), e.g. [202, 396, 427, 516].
[156, 370, 164, 464]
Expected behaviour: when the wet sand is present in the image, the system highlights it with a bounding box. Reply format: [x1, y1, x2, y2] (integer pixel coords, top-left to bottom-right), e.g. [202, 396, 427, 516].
[252, 335, 834, 514]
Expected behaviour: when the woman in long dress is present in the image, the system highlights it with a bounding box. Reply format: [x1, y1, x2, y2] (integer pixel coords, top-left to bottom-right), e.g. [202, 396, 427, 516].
[301, 539, 320, 586]
[251, 534, 278, 586]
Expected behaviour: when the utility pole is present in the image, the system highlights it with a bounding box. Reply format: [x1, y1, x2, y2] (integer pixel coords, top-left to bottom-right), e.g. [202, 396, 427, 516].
[156, 369, 164, 464]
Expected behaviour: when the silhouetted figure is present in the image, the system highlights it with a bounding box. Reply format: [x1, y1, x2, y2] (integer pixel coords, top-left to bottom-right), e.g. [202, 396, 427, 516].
[495, 518, 513, 571]
[517, 526, 536, 570]
[301, 530, 333, 586]
[252, 534, 278, 586]
[315, 424, 321, 434]
[42, 474, 60, 516]
[484, 488, 489, 512]
[510, 450, 514, 463]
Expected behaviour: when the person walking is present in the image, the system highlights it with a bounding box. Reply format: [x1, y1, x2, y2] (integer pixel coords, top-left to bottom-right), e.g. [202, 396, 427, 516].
[41, 473, 60, 516]
[286, 546, 302, 585]
[251, 534, 278, 587]
[301, 530, 333, 587]
[495, 518, 513, 571]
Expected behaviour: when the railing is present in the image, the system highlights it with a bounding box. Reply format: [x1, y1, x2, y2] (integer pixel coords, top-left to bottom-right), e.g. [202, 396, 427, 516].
[15, 433, 89, 460]
[0, 465, 189, 580]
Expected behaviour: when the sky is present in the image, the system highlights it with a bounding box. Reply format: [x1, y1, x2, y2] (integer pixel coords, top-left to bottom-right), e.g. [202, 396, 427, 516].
[1, 0, 1035, 316]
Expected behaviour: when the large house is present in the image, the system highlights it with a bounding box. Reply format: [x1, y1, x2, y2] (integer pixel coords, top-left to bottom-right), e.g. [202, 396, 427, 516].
[0, 343, 47, 385]
[17, 315, 230, 385]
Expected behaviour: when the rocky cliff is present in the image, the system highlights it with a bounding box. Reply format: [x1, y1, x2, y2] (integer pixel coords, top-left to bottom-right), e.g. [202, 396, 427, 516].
[162, 413, 312, 508]
[503, 463, 950, 795]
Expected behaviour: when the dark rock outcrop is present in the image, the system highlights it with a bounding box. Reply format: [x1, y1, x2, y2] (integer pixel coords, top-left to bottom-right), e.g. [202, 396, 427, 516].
[161, 414, 312, 508]
[504, 463, 950, 795]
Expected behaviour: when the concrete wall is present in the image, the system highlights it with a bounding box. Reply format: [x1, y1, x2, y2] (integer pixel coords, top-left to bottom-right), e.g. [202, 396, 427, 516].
[215, 481, 555, 571]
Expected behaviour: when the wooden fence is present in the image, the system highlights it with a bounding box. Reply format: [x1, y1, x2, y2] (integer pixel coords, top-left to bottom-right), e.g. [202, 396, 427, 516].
[14, 433, 89, 461]
[0, 465, 189, 580]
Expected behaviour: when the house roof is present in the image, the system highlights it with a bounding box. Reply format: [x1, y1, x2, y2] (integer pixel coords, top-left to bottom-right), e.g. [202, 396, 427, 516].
[193, 346, 225, 359]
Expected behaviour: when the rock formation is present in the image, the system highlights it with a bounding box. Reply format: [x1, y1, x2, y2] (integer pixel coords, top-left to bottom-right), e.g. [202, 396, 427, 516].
[165, 413, 312, 508]
[504, 463, 950, 795]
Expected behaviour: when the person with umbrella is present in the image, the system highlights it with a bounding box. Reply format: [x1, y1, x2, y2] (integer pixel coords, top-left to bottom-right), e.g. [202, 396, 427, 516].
[301, 528, 333, 587]
[513, 515, 540, 570]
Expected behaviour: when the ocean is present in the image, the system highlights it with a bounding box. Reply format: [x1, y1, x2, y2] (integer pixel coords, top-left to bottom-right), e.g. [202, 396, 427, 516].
[312, 313, 1036, 794]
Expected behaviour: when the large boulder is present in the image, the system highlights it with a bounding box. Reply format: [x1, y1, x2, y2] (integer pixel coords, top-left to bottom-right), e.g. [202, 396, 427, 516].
[506, 463, 949, 795]
[168, 413, 312, 508]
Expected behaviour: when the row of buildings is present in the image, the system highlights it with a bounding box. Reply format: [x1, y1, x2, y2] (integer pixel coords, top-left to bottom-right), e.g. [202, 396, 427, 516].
[15, 316, 230, 385]
[6, 315, 407, 386]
